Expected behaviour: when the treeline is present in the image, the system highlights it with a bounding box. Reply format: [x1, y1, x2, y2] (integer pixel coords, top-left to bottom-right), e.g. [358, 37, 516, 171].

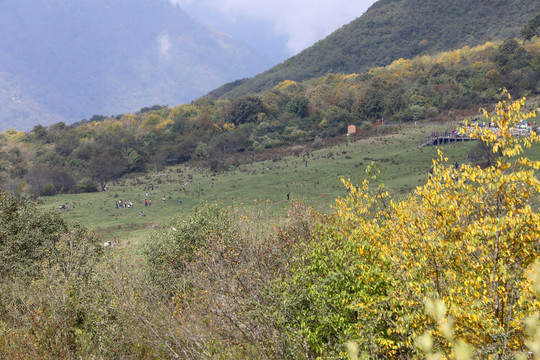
[1, 93, 539, 359]
[1, 37, 540, 197]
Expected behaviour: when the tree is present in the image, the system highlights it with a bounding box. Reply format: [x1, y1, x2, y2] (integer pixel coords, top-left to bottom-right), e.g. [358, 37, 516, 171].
[31, 124, 48, 142]
[521, 13, 540, 40]
[224, 96, 267, 125]
[0, 190, 67, 279]
[352, 87, 386, 122]
[343, 91, 539, 356]
[209, 131, 248, 170]
[55, 134, 80, 156]
[322, 106, 352, 136]
[287, 95, 310, 118]
[274, 92, 540, 358]
[88, 148, 126, 189]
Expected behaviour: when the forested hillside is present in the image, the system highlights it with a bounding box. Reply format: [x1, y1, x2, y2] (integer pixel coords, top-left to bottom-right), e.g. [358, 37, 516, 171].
[210, 0, 540, 99]
[1, 36, 540, 198]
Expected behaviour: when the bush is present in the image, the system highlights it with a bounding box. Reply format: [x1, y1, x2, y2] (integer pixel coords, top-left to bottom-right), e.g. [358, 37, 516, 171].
[77, 177, 98, 193]
[142, 202, 234, 289]
[269, 217, 366, 359]
[0, 191, 68, 280]
[0, 194, 103, 359]
[139, 202, 315, 358]
[312, 136, 324, 149]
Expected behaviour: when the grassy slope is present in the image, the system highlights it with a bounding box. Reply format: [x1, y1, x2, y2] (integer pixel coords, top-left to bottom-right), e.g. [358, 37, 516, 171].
[38, 121, 498, 244]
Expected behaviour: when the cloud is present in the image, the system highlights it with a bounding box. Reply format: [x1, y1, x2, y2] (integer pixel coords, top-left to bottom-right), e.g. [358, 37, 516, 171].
[169, 0, 193, 6]
[157, 33, 172, 58]
[169, 0, 375, 54]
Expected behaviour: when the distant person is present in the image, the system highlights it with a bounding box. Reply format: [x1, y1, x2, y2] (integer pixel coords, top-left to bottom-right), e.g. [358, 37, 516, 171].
[179, 199, 183, 204]
[162, 197, 166, 202]
[287, 192, 290, 201]
[145, 199, 148, 206]
[149, 199, 152, 206]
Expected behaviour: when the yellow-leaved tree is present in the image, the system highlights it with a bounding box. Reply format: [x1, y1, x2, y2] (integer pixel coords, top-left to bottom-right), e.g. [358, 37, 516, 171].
[336, 91, 539, 358]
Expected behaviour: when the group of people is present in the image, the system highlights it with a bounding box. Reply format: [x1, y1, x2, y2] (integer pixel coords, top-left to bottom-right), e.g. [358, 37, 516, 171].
[114, 185, 185, 209]
[116, 200, 133, 208]
[118, 198, 161, 208]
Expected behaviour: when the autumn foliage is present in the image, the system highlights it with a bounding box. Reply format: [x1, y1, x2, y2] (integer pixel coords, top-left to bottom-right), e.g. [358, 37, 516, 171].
[326, 92, 540, 357]
[0, 93, 539, 359]
[265, 92, 540, 359]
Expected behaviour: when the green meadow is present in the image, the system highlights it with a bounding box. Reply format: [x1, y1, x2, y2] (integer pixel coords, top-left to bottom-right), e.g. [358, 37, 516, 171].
[38, 121, 538, 244]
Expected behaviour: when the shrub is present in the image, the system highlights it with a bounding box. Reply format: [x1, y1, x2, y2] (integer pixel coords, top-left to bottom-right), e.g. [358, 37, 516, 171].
[0, 191, 68, 280]
[77, 177, 98, 193]
[142, 202, 234, 289]
[312, 136, 324, 149]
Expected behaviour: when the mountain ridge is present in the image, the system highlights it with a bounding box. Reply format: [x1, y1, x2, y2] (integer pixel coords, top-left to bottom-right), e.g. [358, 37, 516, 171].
[0, 0, 272, 130]
[209, 0, 540, 99]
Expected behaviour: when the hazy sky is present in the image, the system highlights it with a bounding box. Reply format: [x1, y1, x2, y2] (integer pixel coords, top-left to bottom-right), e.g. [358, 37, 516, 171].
[170, 0, 378, 62]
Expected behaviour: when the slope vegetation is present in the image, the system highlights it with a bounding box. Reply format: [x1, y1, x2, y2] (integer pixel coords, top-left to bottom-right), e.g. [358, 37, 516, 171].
[2, 37, 540, 198]
[210, 0, 540, 99]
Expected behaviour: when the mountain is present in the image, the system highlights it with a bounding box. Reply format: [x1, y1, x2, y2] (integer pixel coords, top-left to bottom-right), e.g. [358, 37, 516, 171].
[210, 0, 540, 99]
[0, 0, 272, 131]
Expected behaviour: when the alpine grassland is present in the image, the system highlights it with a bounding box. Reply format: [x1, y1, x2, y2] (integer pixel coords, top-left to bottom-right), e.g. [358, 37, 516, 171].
[36, 120, 485, 244]
[1, 91, 538, 359]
